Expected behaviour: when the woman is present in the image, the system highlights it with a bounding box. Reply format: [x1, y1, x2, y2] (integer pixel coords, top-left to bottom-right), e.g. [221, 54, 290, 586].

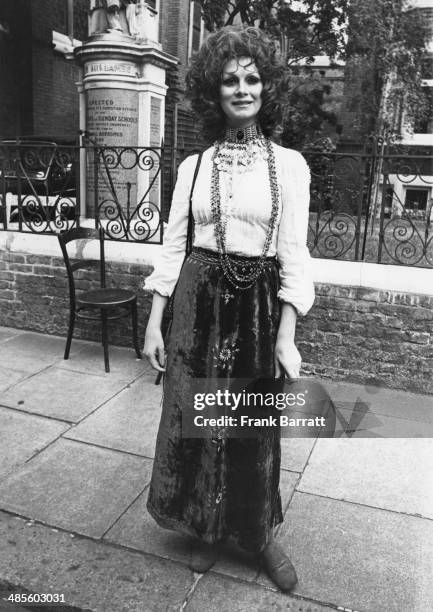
[143, 26, 315, 592]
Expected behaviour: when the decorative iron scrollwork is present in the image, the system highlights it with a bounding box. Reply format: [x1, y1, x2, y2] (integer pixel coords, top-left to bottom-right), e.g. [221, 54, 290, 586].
[0, 141, 78, 234]
[2, 140, 432, 270]
[95, 146, 163, 243]
[306, 152, 366, 260]
[379, 167, 433, 267]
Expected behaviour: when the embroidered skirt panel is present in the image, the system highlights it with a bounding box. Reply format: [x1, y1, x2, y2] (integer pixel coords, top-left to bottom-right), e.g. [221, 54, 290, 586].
[146, 247, 283, 553]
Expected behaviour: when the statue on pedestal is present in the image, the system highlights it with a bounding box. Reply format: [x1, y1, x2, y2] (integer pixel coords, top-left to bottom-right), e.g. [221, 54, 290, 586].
[89, 0, 151, 39]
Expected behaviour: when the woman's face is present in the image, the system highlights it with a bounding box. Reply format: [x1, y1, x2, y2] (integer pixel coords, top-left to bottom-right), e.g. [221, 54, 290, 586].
[219, 57, 263, 129]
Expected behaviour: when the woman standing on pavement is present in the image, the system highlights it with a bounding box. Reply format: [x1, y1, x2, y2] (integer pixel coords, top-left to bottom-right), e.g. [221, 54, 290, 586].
[143, 26, 314, 592]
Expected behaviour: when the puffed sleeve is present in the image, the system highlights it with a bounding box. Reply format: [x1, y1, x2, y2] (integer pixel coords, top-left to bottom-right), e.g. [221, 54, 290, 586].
[144, 154, 199, 297]
[276, 150, 315, 316]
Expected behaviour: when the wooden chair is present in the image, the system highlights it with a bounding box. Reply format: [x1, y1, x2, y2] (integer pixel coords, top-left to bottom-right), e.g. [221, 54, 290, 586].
[57, 227, 142, 372]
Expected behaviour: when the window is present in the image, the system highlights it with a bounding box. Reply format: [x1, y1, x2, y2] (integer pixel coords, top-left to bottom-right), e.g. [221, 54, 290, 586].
[188, 1, 203, 58]
[413, 86, 433, 134]
[404, 187, 430, 218]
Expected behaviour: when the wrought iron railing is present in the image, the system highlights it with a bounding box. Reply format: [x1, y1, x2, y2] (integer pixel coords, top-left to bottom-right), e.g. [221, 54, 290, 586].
[0, 140, 79, 233]
[1, 139, 432, 267]
[304, 151, 369, 261]
[303, 148, 433, 268]
[377, 155, 433, 267]
[90, 145, 163, 243]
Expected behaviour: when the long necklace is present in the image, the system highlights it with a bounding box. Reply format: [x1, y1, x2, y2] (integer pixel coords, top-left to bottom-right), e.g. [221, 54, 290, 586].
[210, 127, 280, 290]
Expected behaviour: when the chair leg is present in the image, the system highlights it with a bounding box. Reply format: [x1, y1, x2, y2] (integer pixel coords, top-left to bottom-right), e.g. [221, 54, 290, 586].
[64, 310, 76, 360]
[101, 309, 110, 373]
[131, 300, 142, 359]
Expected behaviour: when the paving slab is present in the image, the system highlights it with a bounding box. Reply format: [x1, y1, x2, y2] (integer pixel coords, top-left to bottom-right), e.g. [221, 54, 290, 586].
[186, 572, 337, 612]
[298, 438, 433, 518]
[64, 376, 161, 457]
[0, 366, 29, 394]
[201, 470, 299, 583]
[0, 512, 194, 612]
[0, 326, 25, 343]
[0, 332, 66, 374]
[335, 406, 433, 438]
[324, 379, 433, 424]
[280, 437, 317, 472]
[0, 366, 127, 422]
[257, 492, 433, 612]
[0, 407, 69, 480]
[210, 540, 260, 583]
[105, 468, 299, 584]
[280, 469, 299, 513]
[57, 342, 151, 380]
[104, 488, 192, 566]
[0, 438, 152, 538]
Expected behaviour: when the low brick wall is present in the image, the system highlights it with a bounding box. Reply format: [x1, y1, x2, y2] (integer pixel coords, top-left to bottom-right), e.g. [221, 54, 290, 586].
[297, 285, 433, 394]
[1, 249, 432, 394]
[0, 250, 153, 350]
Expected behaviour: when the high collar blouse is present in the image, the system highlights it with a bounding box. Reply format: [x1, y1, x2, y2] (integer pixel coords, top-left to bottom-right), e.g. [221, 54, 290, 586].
[144, 142, 315, 316]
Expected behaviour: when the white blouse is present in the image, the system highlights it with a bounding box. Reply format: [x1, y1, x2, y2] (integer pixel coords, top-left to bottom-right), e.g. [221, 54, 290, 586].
[144, 142, 315, 316]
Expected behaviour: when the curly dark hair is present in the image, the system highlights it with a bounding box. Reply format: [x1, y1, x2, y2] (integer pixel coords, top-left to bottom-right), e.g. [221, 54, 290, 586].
[185, 26, 288, 142]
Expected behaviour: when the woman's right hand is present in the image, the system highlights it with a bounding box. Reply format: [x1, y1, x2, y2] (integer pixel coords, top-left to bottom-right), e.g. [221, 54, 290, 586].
[143, 325, 166, 372]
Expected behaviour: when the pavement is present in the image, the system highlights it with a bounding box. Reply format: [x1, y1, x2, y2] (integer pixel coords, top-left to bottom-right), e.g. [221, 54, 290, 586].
[0, 324, 432, 612]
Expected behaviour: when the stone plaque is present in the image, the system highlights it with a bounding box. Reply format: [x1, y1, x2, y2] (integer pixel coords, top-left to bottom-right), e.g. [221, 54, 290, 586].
[85, 61, 136, 77]
[86, 88, 139, 220]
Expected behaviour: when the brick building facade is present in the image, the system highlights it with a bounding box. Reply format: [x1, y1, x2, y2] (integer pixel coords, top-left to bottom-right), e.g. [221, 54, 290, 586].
[0, 0, 203, 149]
[0, 0, 88, 141]
[158, 0, 205, 217]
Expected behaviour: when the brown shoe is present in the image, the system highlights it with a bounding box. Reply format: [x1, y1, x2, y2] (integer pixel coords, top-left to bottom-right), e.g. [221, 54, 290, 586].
[262, 541, 298, 592]
[189, 539, 218, 573]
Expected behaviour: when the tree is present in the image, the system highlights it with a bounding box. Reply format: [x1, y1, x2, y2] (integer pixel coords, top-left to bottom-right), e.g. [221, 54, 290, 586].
[280, 73, 340, 149]
[197, 0, 430, 148]
[344, 0, 430, 141]
[199, 0, 348, 63]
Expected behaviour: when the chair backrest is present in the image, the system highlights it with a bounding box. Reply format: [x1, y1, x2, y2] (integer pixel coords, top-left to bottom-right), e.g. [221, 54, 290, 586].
[57, 227, 106, 306]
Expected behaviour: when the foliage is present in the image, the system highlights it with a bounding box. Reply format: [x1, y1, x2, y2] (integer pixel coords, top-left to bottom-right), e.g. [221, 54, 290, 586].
[344, 0, 431, 139]
[280, 72, 340, 149]
[198, 0, 348, 63]
[197, 0, 430, 146]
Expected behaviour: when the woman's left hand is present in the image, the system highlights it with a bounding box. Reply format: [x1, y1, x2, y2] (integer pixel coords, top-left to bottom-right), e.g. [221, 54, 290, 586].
[274, 337, 301, 380]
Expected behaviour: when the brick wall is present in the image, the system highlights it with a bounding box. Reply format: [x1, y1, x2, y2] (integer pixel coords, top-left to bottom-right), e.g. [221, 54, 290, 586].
[0, 0, 33, 138]
[0, 0, 88, 141]
[0, 250, 153, 351]
[1, 249, 432, 395]
[160, 0, 191, 95]
[31, 43, 80, 140]
[30, 0, 88, 141]
[297, 284, 433, 394]
[161, 0, 205, 219]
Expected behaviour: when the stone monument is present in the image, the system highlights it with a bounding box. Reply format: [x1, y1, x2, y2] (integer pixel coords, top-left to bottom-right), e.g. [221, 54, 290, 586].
[74, 0, 177, 240]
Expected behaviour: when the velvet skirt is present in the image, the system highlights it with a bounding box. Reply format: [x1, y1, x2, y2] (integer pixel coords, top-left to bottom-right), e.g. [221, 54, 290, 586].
[146, 247, 283, 553]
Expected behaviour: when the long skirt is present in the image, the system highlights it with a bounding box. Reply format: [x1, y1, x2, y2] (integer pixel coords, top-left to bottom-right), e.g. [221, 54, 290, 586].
[147, 247, 283, 553]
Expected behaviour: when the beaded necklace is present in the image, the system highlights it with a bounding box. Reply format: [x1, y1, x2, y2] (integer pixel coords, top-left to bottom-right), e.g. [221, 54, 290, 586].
[211, 125, 280, 290]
